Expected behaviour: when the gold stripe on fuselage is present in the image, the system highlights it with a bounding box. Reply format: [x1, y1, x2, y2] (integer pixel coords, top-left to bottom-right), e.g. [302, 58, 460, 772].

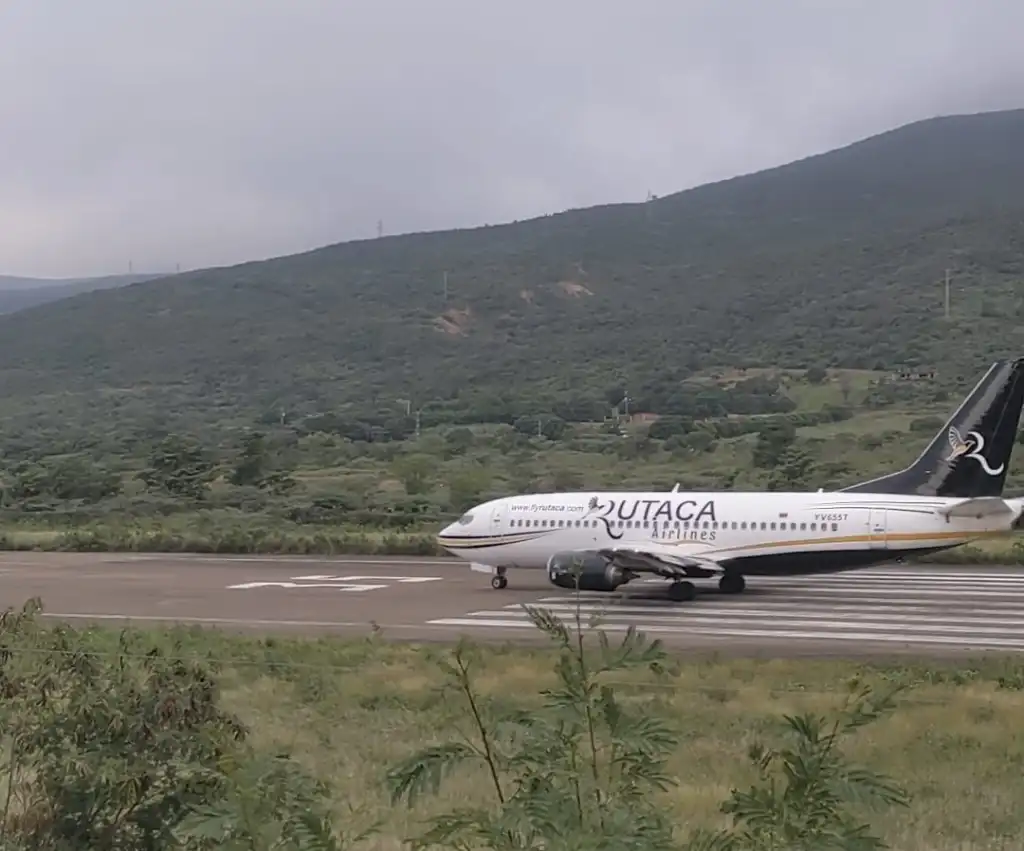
[436, 528, 1009, 554]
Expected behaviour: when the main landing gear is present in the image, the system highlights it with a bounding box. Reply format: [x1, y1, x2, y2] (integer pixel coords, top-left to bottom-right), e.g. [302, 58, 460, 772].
[491, 566, 508, 590]
[666, 573, 746, 602]
[667, 581, 696, 602]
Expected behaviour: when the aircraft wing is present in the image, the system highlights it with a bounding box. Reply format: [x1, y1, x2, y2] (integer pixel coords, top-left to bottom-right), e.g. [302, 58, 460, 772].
[595, 542, 726, 579]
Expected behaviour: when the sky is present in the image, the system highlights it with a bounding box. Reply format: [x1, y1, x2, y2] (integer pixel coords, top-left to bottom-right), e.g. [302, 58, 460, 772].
[1, 0, 1022, 279]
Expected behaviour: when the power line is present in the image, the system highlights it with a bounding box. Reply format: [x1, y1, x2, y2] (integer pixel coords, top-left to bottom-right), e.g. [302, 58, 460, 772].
[944, 268, 951, 320]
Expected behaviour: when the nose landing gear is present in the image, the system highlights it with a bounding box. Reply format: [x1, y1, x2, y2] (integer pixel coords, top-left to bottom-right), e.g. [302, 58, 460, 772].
[491, 566, 508, 590]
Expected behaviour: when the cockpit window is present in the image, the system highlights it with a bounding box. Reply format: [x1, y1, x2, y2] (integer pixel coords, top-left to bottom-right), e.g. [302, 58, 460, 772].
[457, 513, 474, 525]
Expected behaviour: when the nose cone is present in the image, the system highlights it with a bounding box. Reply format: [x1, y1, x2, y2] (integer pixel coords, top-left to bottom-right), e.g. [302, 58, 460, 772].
[436, 506, 485, 553]
[436, 520, 463, 551]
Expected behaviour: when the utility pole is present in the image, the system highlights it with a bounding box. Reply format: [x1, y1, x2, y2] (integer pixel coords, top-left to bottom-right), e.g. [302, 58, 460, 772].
[443, 271, 448, 303]
[944, 268, 951, 320]
[377, 220, 383, 238]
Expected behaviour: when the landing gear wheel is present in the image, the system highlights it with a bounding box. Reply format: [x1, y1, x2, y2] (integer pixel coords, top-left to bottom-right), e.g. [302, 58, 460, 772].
[719, 573, 746, 594]
[667, 580, 696, 602]
[491, 575, 508, 590]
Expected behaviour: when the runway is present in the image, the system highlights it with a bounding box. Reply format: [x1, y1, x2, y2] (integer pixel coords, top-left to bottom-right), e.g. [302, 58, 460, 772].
[1, 552, 1023, 658]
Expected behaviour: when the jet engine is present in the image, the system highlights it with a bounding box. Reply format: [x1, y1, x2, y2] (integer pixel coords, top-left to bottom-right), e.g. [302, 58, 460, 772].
[546, 551, 629, 592]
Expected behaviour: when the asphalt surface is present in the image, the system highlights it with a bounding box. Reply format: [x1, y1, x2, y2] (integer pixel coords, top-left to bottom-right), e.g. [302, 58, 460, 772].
[2, 552, 1024, 658]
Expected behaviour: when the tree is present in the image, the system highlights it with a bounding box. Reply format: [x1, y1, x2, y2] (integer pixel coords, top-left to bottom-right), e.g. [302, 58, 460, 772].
[805, 366, 828, 384]
[446, 468, 491, 514]
[391, 453, 436, 496]
[230, 431, 269, 486]
[694, 682, 910, 850]
[137, 434, 219, 501]
[766, 446, 816, 491]
[752, 422, 796, 469]
[444, 427, 475, 457]
[3, 456, 122, 507]
[229, 432, 299, 494]
[386, 572, 680, 851]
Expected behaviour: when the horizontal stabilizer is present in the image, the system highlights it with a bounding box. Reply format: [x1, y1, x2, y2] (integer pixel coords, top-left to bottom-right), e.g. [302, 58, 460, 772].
[936, 496, 1015, 519]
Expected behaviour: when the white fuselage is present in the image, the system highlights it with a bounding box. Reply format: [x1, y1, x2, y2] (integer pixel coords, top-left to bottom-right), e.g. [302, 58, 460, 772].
[437, 490, 1024, 576]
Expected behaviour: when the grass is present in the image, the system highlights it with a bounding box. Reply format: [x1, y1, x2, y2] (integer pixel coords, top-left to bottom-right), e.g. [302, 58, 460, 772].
[40, 619, 1024, 850]
[1, 518, 1023, 564]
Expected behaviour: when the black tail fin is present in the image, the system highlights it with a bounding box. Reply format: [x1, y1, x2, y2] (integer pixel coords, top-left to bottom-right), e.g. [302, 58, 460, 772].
[842, 358, 1024, 498]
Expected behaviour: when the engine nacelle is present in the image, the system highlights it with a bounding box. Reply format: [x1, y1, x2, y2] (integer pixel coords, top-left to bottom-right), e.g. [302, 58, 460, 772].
[546, 551, 627, 592]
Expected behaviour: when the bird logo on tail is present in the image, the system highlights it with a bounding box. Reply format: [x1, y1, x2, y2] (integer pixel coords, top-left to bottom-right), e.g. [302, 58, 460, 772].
[946, 425, 1005, 475]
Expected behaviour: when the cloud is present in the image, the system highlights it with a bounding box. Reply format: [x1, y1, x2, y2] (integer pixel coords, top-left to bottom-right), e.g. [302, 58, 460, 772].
[0, 0, 1022, 277]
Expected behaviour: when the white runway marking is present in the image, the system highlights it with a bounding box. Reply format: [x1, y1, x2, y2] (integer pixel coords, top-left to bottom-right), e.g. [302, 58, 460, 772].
[428, 567, 1024, 652]
[226, 574, 444, 591]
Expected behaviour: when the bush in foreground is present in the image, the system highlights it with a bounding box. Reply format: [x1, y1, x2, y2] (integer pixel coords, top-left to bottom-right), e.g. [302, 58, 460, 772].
[385, 565, 911, 850]
[0, 598, 362, 850]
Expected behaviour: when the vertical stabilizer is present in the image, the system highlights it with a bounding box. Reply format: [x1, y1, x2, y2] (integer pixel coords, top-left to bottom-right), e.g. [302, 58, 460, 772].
[842, 358, 1024, 498]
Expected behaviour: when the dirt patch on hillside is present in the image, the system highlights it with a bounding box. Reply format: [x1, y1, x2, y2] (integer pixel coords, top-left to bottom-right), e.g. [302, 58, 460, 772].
[433, 307, 473, 336]
[556, 281, 593, 297]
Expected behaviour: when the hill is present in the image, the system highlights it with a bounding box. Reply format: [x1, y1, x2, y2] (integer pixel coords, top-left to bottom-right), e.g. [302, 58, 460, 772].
[1, 107, 1024, 446]
[0, 273, 165, 315]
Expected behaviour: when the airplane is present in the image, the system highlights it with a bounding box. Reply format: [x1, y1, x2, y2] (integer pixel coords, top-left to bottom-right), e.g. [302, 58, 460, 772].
[436, 358, 1024, 602]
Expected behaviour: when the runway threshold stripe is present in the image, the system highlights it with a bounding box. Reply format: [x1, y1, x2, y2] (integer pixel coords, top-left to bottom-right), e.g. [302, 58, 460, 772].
[467, 605, 1024, 624]
[529, 599, 1024, 614]
[535, 588, 1024, 602]
[449, 610, 1024, 635]
[425, 619, 1024, 649]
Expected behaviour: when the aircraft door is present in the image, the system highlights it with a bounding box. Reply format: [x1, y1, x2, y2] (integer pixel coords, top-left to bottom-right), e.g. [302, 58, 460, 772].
[490, 502, 505, 533]
[868, 508, 887, 549]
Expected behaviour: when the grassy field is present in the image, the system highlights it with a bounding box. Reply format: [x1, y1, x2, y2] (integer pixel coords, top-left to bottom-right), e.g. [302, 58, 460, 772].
[32, 616, 1024, 850]
[1, 518, 1023, 565]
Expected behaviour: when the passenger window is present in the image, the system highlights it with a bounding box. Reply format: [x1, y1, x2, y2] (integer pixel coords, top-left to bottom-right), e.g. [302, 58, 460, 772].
[770, 522, 776, 530]
[831, 522, 839, 532]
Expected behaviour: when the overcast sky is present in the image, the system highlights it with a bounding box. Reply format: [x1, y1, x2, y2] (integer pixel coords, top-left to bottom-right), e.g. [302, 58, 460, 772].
[1, 0, 1022, 279]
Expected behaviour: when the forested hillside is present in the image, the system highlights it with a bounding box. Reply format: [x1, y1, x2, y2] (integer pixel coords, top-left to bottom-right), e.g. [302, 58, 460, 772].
[1, 108, 1023, 445]
[0, 273, 162, 314]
